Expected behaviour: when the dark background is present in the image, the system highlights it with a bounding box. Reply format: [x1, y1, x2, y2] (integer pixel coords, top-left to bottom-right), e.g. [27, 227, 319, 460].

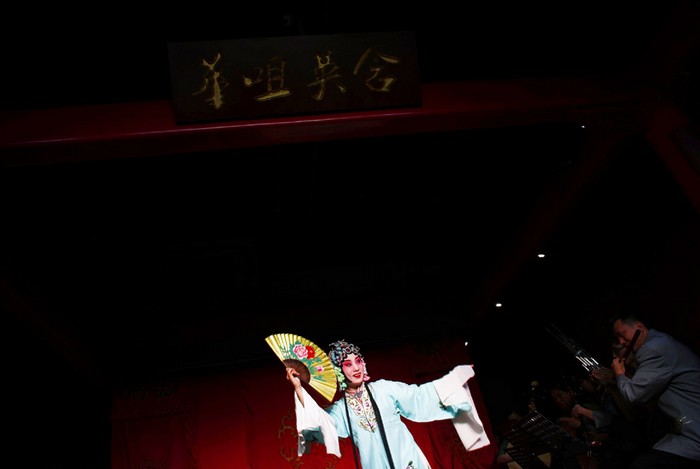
[2, 2, 700, 468]
[1, 3, 697, 111]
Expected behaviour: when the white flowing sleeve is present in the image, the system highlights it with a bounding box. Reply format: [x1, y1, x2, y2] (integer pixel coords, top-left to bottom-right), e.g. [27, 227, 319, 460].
[294, 387, 341, 457]
[431, 365, 491, 451]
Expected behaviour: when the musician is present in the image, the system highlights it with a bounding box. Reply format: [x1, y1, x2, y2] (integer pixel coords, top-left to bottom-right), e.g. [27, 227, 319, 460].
[572, 371, 647, 469]
[493, 380, 548, 468]
[548, 377, 601, 468]
[599, 312, 700, 468]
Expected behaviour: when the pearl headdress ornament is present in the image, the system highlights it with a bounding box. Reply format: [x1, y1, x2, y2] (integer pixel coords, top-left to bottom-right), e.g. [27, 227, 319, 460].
[328, 339, 370, 390]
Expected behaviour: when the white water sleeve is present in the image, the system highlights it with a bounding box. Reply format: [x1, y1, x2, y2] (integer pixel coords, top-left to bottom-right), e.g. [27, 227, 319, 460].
[431, 365, 491, 451]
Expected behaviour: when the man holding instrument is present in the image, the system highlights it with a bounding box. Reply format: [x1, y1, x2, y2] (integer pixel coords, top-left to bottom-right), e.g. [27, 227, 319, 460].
[594, 312, 700, 468]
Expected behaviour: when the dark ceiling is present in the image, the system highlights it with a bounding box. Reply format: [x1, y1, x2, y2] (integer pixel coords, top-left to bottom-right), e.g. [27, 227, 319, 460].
[1, 3, 695, 110]
[2, 2, 700, 468]
[2, 124, 588, 378]
[3, 114, 698, 392]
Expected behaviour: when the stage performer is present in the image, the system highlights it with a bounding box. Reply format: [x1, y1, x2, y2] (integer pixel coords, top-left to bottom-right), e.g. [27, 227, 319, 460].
[285, 339, 490, 469]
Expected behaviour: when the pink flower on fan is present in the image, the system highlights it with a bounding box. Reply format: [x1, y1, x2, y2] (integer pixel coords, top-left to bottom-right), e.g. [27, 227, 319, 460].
[293, 344, 309, 359]
[316, 365, 324, 373]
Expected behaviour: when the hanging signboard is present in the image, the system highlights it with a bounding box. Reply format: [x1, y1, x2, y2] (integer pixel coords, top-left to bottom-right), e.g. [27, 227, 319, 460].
[167, 31, 421, 123]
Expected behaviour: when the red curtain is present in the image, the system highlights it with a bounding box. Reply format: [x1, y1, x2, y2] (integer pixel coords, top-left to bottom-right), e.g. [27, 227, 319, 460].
[111, 336, 498, 468]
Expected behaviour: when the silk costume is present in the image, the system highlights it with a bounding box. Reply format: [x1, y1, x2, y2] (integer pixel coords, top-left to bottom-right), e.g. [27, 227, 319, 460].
[294, 364, 489, 469]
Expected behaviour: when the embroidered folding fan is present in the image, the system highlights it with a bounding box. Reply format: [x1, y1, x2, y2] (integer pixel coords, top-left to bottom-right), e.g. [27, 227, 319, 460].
[265, 333, 337, 402]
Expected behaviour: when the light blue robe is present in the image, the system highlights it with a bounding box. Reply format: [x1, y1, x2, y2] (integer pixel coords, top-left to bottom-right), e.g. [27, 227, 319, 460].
[295, 365, 489, 469]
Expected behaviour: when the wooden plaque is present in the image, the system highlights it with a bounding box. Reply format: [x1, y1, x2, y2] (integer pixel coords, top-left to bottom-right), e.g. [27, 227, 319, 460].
[167, 31, 421, 123]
